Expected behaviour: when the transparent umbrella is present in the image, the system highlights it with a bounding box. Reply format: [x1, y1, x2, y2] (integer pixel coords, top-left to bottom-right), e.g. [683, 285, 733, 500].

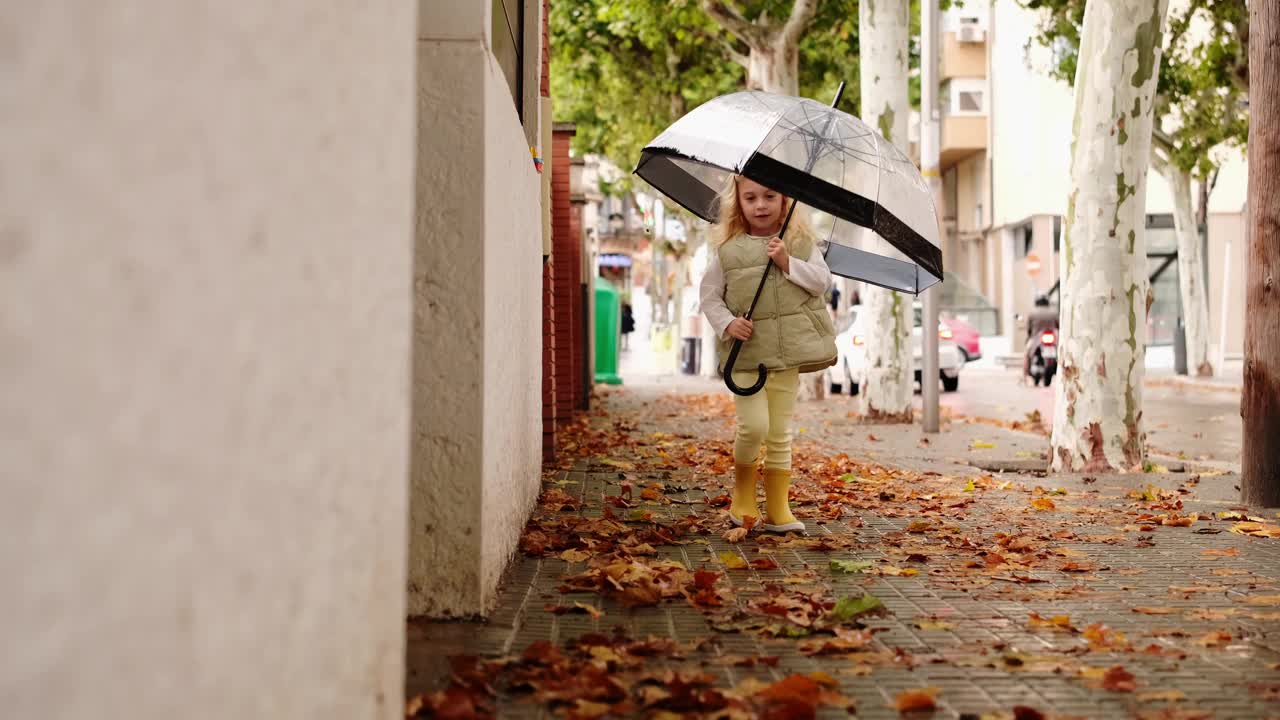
[634, 85, 942, 395]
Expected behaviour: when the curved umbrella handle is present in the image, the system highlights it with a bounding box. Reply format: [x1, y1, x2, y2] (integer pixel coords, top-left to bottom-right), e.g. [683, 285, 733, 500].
[722, 337, 767, 396]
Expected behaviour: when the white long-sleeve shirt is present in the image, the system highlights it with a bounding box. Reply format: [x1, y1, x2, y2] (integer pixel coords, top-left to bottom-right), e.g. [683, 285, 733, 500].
[699, 235, 833, 341]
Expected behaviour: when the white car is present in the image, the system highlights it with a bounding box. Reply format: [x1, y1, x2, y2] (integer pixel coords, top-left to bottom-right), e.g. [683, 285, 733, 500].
[831, 306, 963, 395]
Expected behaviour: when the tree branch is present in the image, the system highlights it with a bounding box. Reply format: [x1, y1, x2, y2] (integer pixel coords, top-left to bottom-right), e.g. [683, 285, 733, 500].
[701, 0, 763, 48]
[1151, 127, 1178, 157]
[1149, 145, 1171, 177]
[720, 38, 750, 68]
[780, 0, 820, 49]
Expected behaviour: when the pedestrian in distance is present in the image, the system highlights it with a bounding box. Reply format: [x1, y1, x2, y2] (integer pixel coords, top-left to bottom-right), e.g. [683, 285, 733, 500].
[698, 176, 838, 533]
[620, 301, 635, 351]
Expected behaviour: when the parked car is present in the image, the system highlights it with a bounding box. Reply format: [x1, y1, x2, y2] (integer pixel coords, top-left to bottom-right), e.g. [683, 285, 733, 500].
[909, 304, 981, 363]
[941, 316, 981, 362]
[831, 307, 963, 395]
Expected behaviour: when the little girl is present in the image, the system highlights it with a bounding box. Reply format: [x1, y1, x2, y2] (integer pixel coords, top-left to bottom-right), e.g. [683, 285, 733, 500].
[699, 176, 837, 533]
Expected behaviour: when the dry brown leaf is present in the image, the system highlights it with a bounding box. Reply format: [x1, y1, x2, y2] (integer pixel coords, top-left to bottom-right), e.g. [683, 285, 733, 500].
[893, 687, 939, 712]
[1231, 521, 1280, 538]
[1101, 665, 1137, 692]
[1132, 607, 1178, 615]
[1031, 497, 1057, 511]
[1136, 689, 1187, 703]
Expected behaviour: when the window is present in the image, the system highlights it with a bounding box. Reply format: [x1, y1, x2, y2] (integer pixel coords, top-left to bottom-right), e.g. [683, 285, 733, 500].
[942, 78, 986, 116]
[492, 0, 524, 117]
[1014, 223, 1033, 259]
[1053, 215, 1062, 253]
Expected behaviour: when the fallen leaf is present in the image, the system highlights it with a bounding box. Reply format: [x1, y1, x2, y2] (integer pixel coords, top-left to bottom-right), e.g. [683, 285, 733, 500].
[829, 593, 884, 622]
[1136, 689, 1187, 703]
[893, 687, 939, 713]
[1101, 665, 1137, 692]
[601, 459, 635, 471]
[1195, 630, 1233, 647]
[751, 556, 780, 570]
[830, 559, 873, 574]
[1231, 522, 1280, 538]
[971, 441, 996, 449]
[1202, 548, 1240, 557]
[963, 479, 976, 492]
[1243, 594, 1280, 606]
[913, 618, 955, 631]
[723, 527, 749, 544]
[1132, 607, 1178, 615]
[1031, 497, 1057, 511]
[559, 549, 591, 563]
[1027, 613, 1074, 631]
[719, 551, 748, 570]
[1012, 707, 1047, 720]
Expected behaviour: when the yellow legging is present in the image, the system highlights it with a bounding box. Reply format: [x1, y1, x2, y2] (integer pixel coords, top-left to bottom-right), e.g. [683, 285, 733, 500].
[731, 367, 799, 471]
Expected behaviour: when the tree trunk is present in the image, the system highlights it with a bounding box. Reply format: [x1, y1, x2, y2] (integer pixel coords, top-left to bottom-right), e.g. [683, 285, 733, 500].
[746, 45, 799, 95]
[858, 0, 913, 422]
[1050, 0, 1169, 472]
[1166, 166, 1213, 376]
[1242, 0, 1280, 505]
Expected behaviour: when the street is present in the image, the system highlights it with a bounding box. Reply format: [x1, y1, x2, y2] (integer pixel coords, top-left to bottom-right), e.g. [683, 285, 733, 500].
[898, 366, 1243, 468]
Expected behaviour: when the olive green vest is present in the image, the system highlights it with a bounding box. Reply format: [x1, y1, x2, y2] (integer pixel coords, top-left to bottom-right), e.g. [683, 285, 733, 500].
[716, 233, 838, 374]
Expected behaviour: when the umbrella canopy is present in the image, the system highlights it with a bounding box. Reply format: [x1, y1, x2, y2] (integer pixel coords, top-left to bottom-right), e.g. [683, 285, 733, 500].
[634, 90, 942, 294]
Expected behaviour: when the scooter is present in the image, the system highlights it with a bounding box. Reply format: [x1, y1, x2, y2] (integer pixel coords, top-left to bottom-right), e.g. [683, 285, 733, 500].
[1027, 328, 1058, 386]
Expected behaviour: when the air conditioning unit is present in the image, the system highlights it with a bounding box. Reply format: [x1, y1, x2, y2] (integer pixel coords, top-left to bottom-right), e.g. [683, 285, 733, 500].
[957, 25, 986, 43]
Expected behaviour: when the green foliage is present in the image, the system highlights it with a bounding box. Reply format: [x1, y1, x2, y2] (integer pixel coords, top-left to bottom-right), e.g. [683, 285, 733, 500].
[550, 0, 871, 173]
[550, 0, 744, 179]
[1019, 0, 1249, 178]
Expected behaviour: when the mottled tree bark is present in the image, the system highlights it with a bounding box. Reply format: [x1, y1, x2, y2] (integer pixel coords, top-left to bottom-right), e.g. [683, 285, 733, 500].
[858, 0, 914, 422]
[1161, 163, 1213, 376]
[701, 0, 818, 96]
[1050, 0, 1169, 471]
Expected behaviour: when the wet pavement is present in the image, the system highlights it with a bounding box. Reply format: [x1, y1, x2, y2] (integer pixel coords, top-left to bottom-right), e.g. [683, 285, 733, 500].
[893, 366, 1243, 469]
[406, 360, 1280, 719]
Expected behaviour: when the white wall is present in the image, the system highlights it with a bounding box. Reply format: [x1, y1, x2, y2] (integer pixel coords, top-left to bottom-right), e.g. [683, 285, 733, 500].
[2, 3, 416, 719]
[988, 0, 1199, 224]
[410, 0, 542, 618]
[990, 0, 1074, 227]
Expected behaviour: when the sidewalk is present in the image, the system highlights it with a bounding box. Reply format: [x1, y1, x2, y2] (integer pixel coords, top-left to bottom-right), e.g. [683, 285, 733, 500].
[406, 367, 1280, 719]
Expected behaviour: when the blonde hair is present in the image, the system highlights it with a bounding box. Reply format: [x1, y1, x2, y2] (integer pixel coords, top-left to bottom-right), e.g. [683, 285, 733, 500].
[712, 175, 815, 252]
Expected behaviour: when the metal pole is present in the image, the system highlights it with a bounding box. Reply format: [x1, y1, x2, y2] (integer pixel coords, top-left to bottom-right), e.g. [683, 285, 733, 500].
[921, 0, 942, 433]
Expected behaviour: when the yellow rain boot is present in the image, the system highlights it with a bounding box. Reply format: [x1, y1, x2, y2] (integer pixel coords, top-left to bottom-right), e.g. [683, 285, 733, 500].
[763, 468, 805, 533]
[729, 464, 760, 527]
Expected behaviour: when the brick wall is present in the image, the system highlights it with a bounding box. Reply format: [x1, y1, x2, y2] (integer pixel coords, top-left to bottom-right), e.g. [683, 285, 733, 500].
[569, 201, 586, 410]
[541, 257, 556, 460]
[541, 0, 550, 98]
[551, 127, 579, 429]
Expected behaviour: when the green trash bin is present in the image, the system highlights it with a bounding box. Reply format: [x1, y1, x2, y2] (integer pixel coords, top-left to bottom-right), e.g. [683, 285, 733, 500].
[594, 278, 623, 385]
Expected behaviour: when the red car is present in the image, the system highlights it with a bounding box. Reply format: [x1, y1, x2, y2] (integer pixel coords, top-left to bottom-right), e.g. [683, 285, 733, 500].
[941, 316, 981, 362]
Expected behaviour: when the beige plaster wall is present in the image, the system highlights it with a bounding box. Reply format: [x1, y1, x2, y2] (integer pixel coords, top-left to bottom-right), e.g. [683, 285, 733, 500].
[410, 1, 542, 618]
[481, 49, 543, 605]
[2, 3, 417, 719]
[1207, 212, 1248, 358]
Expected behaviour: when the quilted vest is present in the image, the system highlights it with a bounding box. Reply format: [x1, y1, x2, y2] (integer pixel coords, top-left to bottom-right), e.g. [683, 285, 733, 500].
[716, 233, 837, 375]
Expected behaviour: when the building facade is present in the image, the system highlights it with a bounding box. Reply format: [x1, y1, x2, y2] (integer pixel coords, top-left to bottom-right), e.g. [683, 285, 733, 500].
[936, 1, 1248, 367]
